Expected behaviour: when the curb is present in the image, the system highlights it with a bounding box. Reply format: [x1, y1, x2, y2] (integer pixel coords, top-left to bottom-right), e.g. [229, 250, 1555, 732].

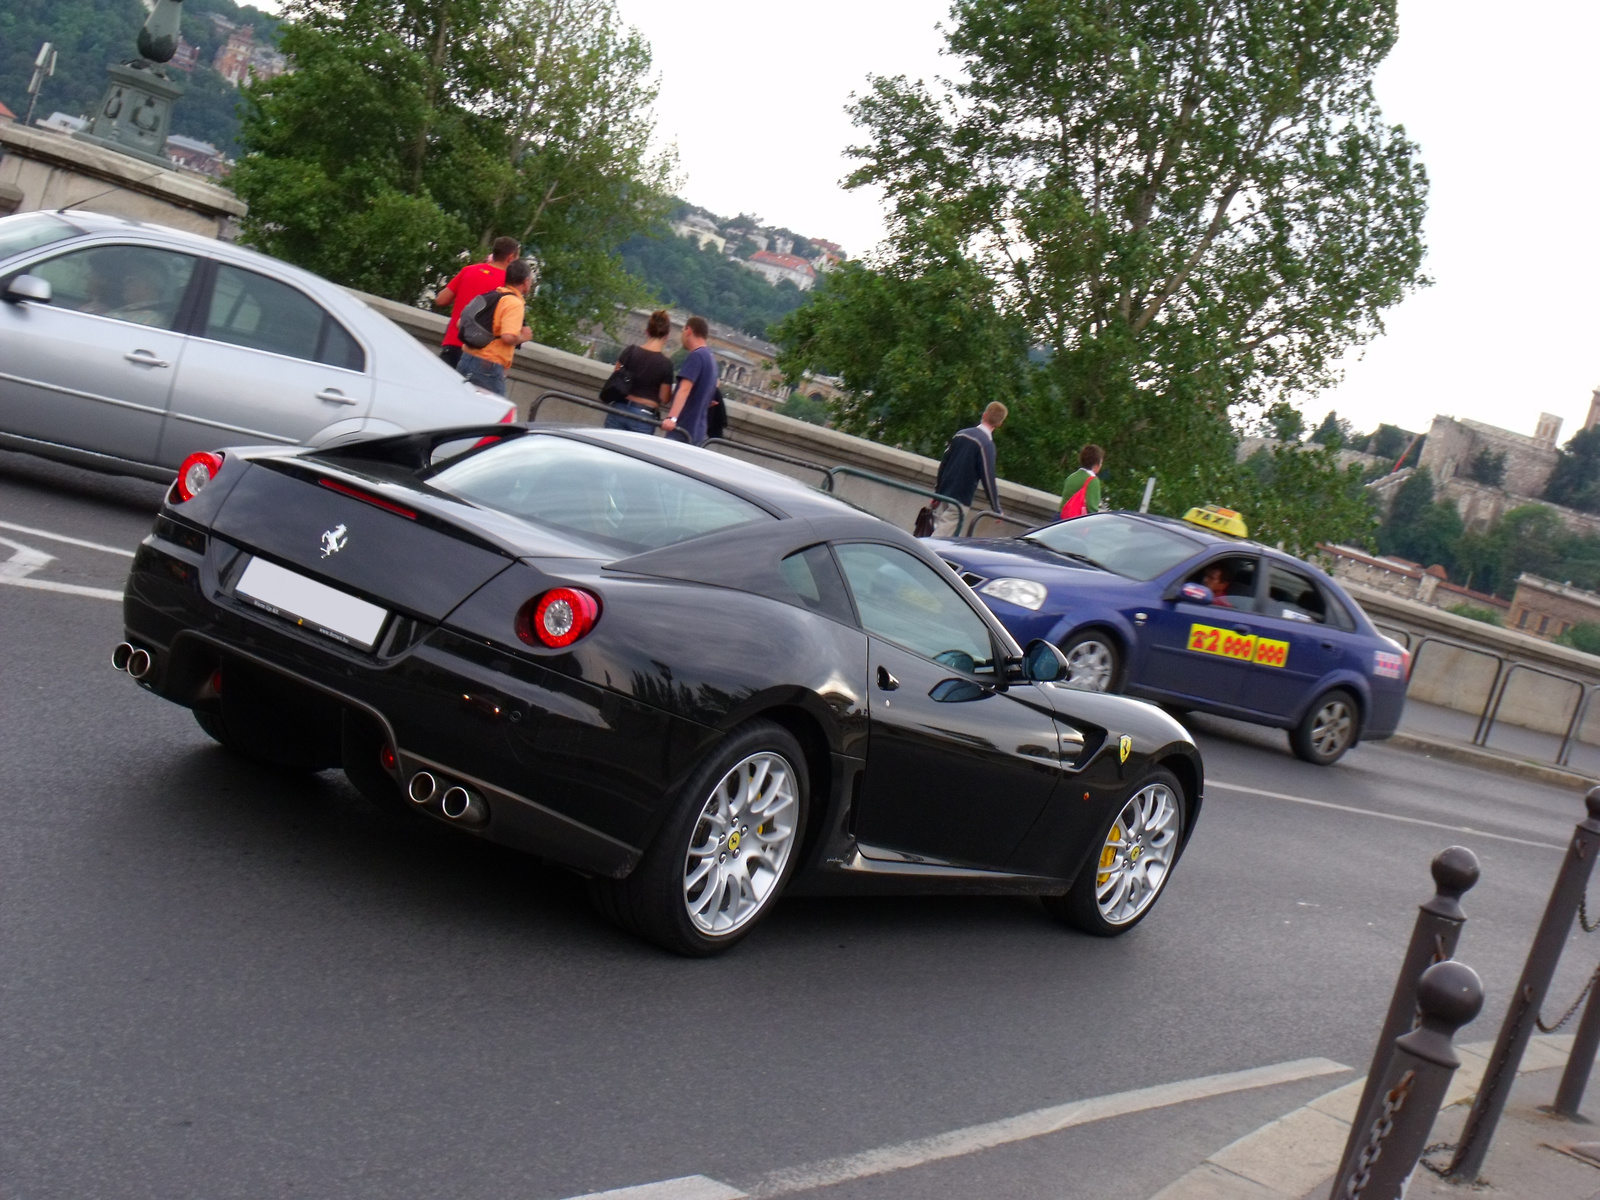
[1383, 731, 1598, 791]
[1145, 1034, 1576, 1200]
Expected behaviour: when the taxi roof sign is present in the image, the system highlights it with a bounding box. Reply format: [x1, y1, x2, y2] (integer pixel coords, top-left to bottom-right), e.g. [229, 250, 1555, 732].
[1182, 505, 1250, 538]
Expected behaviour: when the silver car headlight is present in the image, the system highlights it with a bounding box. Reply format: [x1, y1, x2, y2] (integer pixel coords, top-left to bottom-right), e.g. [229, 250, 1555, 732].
[980, 577, 1048, 611]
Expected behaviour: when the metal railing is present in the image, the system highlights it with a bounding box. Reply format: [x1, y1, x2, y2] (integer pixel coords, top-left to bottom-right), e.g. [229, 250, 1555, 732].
[821, 464, 969, 532]
[528, 389, 660, 427]
[702, 437, 833, 486]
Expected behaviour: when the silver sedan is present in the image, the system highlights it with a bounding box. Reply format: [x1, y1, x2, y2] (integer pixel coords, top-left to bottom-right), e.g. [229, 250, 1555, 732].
[0, 210, 515, 481]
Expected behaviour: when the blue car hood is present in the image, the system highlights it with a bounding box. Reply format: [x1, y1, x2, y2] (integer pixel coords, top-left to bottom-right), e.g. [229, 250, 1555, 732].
[929, 537, 1136, 591]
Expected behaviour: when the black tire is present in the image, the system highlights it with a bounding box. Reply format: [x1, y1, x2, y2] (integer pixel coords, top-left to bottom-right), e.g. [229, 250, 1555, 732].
[1043, 767, 1185, 937]
[1060, 629, 1123, 692]
[1290, 688, 1359, 766]
[589, 719, 809, 956]
[192, 661, 341, 771]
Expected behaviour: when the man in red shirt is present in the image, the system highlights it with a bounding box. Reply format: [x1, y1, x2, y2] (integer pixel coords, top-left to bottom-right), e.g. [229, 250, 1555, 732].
[433, 236, 520, 367]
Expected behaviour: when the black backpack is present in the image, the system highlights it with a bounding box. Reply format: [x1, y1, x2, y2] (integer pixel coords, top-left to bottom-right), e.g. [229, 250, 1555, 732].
[458, 291, 505, 349]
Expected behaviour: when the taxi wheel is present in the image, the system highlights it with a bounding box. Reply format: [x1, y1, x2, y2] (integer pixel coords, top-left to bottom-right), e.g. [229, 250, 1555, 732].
[1060, 630, 1123, 692]
[1045, 768, 1184, 936]
[590, 720, 808, 957]
[1290, 689, 1359, 766]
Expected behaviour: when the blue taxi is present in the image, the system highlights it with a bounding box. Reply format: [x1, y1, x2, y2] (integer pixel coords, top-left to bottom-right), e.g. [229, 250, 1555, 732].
[931, 507, 1409, 765]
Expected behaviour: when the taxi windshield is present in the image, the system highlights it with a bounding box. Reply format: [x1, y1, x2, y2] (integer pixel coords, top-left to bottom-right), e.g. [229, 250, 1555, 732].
[1024, 513, 1201, 581]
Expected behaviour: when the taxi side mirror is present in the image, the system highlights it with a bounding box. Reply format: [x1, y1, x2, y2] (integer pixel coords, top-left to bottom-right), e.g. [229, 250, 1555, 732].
[1178, 582, 1215, 604]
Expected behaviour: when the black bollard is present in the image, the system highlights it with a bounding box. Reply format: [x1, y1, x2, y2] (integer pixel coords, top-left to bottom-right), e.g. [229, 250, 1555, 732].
[1335, 846, 1479, 1186]
[1448, 787, 1600, 1180]
[1333, 960, 1485, 1200]
[1550, 967, 1600, 1118]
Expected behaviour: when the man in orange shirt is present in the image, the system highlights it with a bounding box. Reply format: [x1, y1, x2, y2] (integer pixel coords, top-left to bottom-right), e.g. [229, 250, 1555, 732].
[433, 236, 520, 368]
[455, 258, 533, 396]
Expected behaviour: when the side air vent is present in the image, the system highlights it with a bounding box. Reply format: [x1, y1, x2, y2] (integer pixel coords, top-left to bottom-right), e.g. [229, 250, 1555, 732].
[961, 572, 987, 588]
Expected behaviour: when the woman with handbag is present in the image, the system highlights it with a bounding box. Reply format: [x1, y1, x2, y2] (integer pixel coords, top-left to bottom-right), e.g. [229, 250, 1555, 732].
[602, 310, 675, 433]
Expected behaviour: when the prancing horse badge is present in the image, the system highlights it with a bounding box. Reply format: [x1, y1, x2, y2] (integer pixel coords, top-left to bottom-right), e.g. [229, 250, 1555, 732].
[1118, 734, 1132, 763]
[320, 524, 348, 558]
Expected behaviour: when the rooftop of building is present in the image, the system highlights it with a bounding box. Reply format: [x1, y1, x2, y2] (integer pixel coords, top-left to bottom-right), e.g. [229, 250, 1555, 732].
[750, 251, 816, 273]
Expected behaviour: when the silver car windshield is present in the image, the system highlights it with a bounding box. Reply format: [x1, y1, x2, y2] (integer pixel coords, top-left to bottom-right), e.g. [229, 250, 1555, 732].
[1025, 513, 1201, 580]
[430, 435, 773, 553]
[0, 213, 78, 263]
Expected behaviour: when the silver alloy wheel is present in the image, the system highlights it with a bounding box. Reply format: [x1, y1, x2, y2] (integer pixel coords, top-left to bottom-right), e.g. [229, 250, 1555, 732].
[1310, 697, 1355, 759]
[682, 751, 800, 936]
[1064, 638, 1115, 691]
[1094, 781, 1181, 926]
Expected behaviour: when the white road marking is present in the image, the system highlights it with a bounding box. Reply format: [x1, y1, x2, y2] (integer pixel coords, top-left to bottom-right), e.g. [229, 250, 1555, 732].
[0, 520, 136, 557]
[561, 1179, 745, 1200]
[558, 1057, 1349, 1200]
[0, 576, 123, 601]
[0, 534, 123, 601]
[1208, 779, 1566, 850]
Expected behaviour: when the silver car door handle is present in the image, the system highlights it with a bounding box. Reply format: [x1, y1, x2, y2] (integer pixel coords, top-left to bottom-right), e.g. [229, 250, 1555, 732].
[124, 350, 170, 368]
[316, 388, 359, 405]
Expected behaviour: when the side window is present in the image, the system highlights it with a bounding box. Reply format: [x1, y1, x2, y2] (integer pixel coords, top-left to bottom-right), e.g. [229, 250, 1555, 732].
[778, 545, 856, 625]
[1321, 586, 1356, 631]
[1187, 555, 1258, 613]
[29, 244, 197, 330]
[317, 316, 366, 372]
[1265, 564, 1327, 624]
[835, 542, 995, 674]
[205, 264, 325, 361]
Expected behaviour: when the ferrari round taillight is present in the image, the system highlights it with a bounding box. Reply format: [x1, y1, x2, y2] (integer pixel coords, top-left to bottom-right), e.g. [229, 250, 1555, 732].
[174, 451, 223, 502]
[516, 587, 601, 649]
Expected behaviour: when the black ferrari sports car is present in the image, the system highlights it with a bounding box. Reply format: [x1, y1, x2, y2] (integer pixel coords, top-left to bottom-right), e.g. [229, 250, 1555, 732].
[118, 426, 1204, 954]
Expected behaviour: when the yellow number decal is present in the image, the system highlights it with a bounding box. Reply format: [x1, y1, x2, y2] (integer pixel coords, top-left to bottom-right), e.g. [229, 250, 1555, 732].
[1254, 637, 1290, 668]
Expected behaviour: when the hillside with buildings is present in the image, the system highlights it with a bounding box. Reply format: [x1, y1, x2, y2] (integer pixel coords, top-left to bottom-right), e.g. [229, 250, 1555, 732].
[1314, 390, 1600, 651]
[617, 203, 845, 339]
[1, 0, 280, 169]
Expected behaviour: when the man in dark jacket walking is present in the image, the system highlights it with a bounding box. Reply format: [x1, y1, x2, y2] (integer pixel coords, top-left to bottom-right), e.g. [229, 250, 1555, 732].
[928, 402, 1007, 537]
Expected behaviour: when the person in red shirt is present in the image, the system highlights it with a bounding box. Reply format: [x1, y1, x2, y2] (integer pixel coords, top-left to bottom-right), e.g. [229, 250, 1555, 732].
[433, 236, 520, 368]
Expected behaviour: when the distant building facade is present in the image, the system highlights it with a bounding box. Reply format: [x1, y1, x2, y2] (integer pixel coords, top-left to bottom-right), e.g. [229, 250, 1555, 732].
[213, 27, 288, 87]
[1508, 574, 1600, 640]
[165, 134, 229, 178]
[1322, 544, 1511, 618]
[741, 250, 816, 291]
[1418, 413, 1563, 497]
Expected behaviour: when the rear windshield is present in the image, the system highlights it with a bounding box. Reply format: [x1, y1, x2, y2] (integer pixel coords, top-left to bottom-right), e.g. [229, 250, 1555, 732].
[0, 213, 78, 264]
[1025, 512, 1201, 580]
[429, 435, 772, 553]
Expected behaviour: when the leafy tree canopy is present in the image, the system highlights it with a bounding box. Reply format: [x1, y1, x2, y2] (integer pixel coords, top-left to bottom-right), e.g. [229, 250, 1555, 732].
[775, 0, 1427, 552]
[1309, 411, 1353, 449]
[230, 0, 673, 348]
[1545, 427, 1600, 515]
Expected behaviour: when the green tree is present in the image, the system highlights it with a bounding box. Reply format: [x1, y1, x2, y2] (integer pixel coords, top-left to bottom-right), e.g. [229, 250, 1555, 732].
[1309, 411, 1352, 449]
[1446, 603, 1503, 627]
[776, 0, 1427, 549]
[1265, 401, 1305, 443]
[230, 0, 673, 348]
[1466, 446, 1506, 486]
[1377, 467, 1462, 571]
[1545, 428, 1600, 514]
[1559, 623, 1600, 656]
[1457, 504, 1564, 597]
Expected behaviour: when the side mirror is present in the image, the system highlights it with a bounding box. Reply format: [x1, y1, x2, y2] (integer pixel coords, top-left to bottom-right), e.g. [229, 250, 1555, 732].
[4, 274, 52, 305]
[1179, 582, 1214, 604]
[1022, 638, 1070, 683]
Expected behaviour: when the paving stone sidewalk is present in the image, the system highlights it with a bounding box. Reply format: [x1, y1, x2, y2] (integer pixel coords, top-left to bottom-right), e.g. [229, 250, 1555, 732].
[1148, 1034, 1600, 1199]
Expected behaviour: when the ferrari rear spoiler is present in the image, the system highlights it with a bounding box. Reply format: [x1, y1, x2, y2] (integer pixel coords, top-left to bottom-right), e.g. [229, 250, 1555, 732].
[309, 423, 531, 473]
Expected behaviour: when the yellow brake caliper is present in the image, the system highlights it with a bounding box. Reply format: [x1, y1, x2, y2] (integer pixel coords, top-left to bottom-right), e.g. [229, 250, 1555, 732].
[1097, 821, 1124, 885]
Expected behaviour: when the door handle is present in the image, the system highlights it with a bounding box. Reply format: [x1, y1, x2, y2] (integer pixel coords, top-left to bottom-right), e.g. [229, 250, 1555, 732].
[1232, 627, 1252, 636]
[1321, 640, 1336, 651]
[124, 350, 169, 368]
[316, 388, 359, 405]
[876, 666, 900, 691]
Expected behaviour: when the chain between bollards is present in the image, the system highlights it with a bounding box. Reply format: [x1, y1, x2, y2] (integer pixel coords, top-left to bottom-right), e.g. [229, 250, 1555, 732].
[1447, 786, 1600, 1181]
[1332, 960, 1485, 1199]
[1332, 846, 1478, 1189]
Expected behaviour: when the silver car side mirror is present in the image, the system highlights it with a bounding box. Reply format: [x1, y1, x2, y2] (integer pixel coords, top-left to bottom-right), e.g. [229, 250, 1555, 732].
[4, 274, 52, 305]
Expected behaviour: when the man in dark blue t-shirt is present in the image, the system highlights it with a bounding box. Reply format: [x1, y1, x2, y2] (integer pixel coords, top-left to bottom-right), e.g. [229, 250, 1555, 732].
[662, 315, 718, 445]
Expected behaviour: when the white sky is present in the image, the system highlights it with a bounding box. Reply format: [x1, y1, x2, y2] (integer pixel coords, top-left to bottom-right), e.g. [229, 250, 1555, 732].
[251, 0, 1600, 444]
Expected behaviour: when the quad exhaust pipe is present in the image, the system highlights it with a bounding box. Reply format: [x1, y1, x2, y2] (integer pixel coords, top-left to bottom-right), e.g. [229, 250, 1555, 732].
[111, 642, 153, 679]
[406, 771, 489, 827]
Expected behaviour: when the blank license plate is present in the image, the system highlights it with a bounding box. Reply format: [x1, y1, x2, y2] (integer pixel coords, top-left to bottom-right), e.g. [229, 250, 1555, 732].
[235, 557, 387, 650]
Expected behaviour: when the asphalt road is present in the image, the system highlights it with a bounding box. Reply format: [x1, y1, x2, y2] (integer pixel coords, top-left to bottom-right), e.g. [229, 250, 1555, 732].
[2, 447, 1595, 1200]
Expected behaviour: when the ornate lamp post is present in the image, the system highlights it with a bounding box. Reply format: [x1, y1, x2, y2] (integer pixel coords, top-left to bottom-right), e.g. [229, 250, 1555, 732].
[76, 0, 186, 166]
